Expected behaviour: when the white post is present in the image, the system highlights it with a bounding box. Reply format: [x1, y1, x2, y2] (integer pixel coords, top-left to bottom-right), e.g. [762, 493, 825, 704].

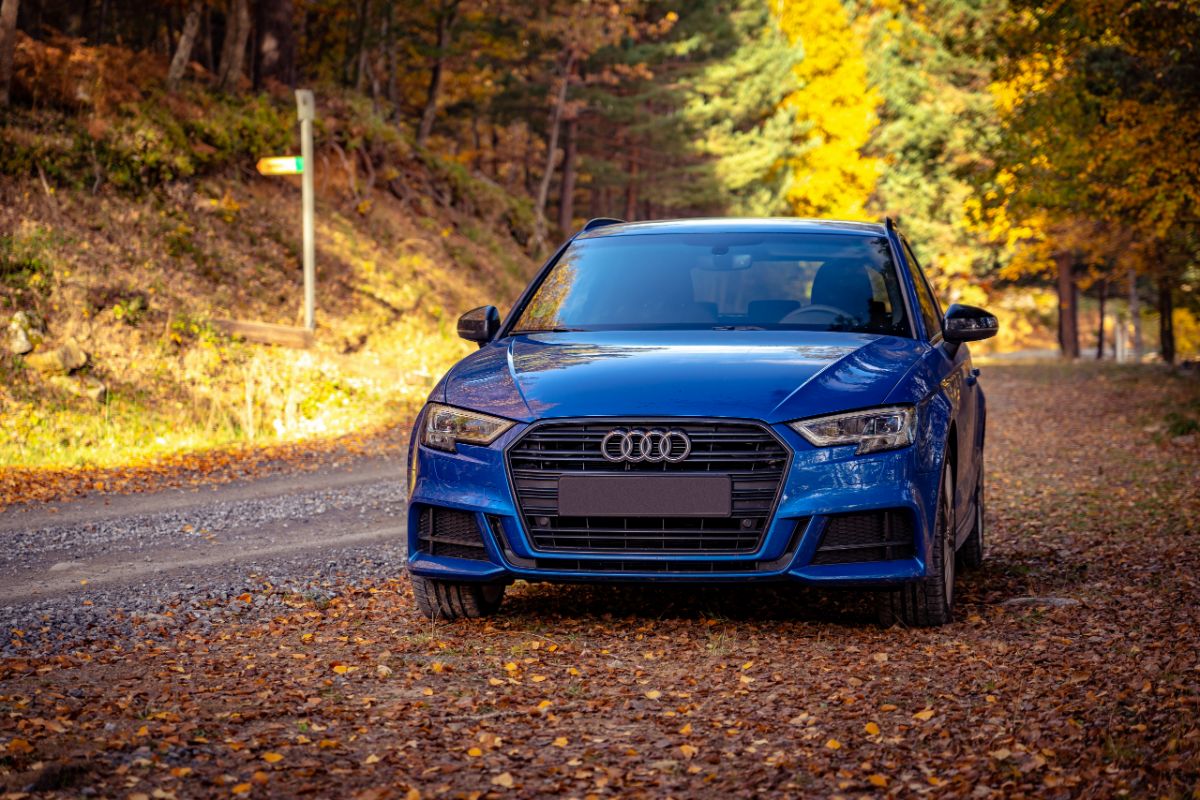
[296, 89, 316, 331]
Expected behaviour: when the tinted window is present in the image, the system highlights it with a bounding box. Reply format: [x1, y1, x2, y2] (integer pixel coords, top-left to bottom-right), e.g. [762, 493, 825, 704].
[513, 233, 911, 336]
[903, 240, 942, 339]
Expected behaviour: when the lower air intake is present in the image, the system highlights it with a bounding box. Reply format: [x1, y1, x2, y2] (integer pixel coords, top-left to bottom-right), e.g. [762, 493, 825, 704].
[810, 510, 915, 565]
[417, 507, 490, 561]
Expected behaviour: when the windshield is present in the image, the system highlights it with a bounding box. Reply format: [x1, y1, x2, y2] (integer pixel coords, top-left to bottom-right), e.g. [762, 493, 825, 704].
[511, 232, 911, 336]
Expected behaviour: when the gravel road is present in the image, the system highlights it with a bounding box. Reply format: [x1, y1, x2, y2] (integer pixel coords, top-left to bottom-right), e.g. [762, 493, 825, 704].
[0, 456, 409, 656]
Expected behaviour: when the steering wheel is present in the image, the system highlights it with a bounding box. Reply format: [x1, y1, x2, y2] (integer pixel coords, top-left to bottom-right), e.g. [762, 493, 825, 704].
[779, 304, 849, 325]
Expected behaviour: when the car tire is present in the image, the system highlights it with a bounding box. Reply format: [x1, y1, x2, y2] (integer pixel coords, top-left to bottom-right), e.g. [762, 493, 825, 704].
[957, 462, 985, 571]
[410, 574, 505, 620]
[878, 463, 955, 627]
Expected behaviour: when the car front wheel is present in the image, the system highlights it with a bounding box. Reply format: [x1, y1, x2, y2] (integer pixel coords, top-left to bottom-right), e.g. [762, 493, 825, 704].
[878, 463, 956, 627]
[410, 574, 505, 620]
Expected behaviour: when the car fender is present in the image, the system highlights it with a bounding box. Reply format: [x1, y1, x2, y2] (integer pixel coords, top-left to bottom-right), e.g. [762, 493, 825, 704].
[882, 348, 954, 478]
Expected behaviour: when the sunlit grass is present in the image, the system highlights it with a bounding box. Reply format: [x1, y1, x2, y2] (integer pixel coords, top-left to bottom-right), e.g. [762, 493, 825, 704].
[0, 326, 470, 469]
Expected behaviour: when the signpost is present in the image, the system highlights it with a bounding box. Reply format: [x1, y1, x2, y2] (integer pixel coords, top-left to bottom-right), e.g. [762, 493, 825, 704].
[296, 89, 316, 331]
[218, 91, 316, 348]
[256, 156, 303, 175]
[253, 88, 316, 332]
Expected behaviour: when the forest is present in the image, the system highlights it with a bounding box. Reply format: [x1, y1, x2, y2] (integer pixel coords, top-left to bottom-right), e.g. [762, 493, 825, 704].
[0, 0, 1194, 360]
[0, 0, 1198, 471]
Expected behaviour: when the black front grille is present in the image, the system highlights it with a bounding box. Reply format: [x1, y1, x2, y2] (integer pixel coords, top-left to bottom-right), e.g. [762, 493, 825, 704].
[507, 420, 789, 554]
[417, 507, 489, 561]
[809, 510, 915, 565]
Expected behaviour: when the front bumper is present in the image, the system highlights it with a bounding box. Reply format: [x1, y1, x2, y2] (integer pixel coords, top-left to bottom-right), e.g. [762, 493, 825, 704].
[407, 421, 941, 586]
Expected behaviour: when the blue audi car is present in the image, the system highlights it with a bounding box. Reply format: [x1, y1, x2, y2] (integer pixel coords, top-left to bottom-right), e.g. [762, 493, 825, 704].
[406, 218, 998, 626]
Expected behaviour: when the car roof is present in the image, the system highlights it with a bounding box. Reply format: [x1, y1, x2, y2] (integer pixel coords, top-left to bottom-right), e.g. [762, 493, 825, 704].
[575, 217, 887, 239]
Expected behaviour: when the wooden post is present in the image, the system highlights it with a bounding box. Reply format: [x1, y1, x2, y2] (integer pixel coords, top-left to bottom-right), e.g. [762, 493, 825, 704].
[296, 89, 316, 331]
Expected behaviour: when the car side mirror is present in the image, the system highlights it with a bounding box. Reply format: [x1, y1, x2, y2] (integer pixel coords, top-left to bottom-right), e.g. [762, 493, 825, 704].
[458, 305, 501, 346]
[943, 303, 999, 343]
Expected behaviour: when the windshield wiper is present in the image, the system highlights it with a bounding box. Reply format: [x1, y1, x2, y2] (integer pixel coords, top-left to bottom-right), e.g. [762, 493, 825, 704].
[711, 325, 767, 331]
[510, 327, 586, 334]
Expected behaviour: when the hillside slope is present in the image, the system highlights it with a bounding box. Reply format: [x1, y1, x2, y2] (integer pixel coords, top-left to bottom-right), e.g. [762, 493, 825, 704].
[1, 39, 536, 470]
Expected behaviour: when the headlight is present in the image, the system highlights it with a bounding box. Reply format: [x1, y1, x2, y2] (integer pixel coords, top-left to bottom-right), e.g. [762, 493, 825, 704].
[788, 406, 915, 455]
[421, 403, 515, 453]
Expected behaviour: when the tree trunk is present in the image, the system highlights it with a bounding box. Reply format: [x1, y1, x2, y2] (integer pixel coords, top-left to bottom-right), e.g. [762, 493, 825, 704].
[1128, 268, 1142, 360]
[1158, 278, 1175, 365]
[523, 127, 532, 193]
[1055, 252, 1079, 359]
[167, 0, 203, 91]
[383, 3, 397, 113]
[159, 6, 173, 56]
[346, 0, 369, 89]
[588, 178, 602, 218]
[416, 0, 459, 147]
[531, 50, 575, 251]
[97, 0, 108, 42]
[201, 5, 214, 71]
[490, 125, 501, 179]
[254, 0, 294, 88]
[557, 117, 577, 233]
[1095, 277, 1106, 359]
[217, 0, 252, 92]
[0, 0, 19, 108]
[624, 148, 639, 220]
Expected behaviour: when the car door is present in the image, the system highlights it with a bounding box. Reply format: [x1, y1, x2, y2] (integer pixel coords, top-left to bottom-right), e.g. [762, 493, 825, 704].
[900, 238, 979, 535]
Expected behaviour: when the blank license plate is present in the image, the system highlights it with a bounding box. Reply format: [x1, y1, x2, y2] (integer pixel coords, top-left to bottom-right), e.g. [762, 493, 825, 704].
[557, 475, 731, 518]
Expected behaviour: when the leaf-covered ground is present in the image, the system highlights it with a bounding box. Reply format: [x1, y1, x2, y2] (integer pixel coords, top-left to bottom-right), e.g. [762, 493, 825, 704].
[0, 422, 409, 513]
[2, 363, 1199, 798]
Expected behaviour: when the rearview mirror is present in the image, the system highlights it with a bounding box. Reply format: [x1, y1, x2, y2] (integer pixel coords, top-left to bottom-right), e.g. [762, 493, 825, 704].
[943, 303, 999, 343]
[458, 305, 501, 345]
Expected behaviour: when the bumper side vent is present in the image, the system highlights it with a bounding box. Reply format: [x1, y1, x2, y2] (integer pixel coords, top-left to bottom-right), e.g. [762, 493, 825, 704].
[417, 507, 489, 561]
[810, 510, 915, 565]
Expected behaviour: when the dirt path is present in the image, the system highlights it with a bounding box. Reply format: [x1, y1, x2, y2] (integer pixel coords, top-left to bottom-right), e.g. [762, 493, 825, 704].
[1, 363, 1198, 799]
[0, 456, 408, 654]
[0, 457, 407, 603]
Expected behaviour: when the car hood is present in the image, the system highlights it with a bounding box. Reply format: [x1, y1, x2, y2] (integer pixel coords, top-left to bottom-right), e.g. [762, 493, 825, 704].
[440, 330, 927, 423]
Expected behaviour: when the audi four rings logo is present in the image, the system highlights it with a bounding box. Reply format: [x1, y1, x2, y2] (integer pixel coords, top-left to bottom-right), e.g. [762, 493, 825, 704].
[601, 428, 692, 463]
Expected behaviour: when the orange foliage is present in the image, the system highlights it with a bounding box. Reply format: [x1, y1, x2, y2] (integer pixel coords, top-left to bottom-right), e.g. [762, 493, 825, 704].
[11, 31, 162, 113]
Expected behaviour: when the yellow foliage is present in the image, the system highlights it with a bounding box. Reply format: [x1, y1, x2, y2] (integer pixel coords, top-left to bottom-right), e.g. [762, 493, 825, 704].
[777, 0, 880, 220]
[1175, 308, 1200, 358]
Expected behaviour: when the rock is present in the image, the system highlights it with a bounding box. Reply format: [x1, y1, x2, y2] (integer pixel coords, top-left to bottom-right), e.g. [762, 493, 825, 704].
[7, 310, 42, 355]
[1171, 434, 1196, 447]
[8, 324, 32, 355]
[47, 375, 107, 404]
[83, 378, 107, 404]
[59, 339, 88, 371]
[26, 339, 88, 375]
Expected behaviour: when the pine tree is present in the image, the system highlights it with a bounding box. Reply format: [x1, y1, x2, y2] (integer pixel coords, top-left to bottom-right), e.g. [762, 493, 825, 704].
[853, 0, 1002, 305]
[683, 0, 803, 216]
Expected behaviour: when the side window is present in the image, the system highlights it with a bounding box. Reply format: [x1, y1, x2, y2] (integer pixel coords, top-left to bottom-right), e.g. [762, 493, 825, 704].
[903, 240, 942, 339]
